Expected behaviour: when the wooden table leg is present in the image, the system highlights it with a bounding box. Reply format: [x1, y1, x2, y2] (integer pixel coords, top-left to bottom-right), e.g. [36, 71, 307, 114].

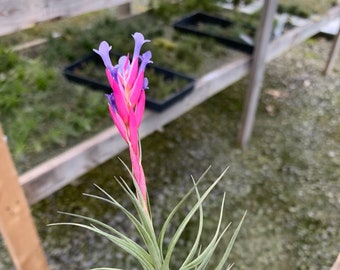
[0, 127, 49, 270]
[323, 20, 340, 75]
[237, 0, 278, 147]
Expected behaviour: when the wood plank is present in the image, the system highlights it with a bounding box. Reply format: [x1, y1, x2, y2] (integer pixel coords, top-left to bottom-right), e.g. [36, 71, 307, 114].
[0, 0, 130, 36]
[0, 127, 49, 270]
[266, 6, 340, 62]
[41, 0, 130, 21]
[237, 0, 278, 147]
[19, 5, 340, 204]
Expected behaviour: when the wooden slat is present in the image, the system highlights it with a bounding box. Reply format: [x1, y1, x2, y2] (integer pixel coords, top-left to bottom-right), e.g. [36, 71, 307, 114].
[266, 6, 340, 62]
[0, 127, 49, 270]
[237, 0, 278, 147]
[0, 0, 130, 36]
[19, 5, 340, 204]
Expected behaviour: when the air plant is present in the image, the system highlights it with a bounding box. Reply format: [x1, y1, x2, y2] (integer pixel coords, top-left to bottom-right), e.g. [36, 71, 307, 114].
[51, 32, 246, 270]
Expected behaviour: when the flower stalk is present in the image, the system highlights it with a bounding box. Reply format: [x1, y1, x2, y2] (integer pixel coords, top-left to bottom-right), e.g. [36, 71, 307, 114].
[94, 33, 152, 213]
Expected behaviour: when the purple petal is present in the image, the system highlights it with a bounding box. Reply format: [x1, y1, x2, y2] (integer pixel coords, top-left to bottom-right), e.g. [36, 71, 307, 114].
[105, 93, 116, 110]
[118, 55, 130, 75]
[143, 78, 149, 90]
[93, 41, 115, 74]
[111, 66, 119, 81]
[132, 32, 150, 60]
[139, 50, 152, 74]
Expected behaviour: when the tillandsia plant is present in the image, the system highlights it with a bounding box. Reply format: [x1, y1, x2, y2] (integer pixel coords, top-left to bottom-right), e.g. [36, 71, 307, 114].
[51, 32, 246, 270]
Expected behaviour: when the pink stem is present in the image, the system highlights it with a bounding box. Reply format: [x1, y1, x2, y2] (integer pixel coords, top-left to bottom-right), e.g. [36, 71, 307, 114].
[128, 142, 149, 215]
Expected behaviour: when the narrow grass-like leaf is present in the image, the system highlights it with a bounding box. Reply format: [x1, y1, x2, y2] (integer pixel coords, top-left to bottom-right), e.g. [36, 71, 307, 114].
[215, 211, 247, 270]
[179, 176, 204, 269]
[183, 194, 228, 269]
[226, 263, 234, 270]
[161, 166, 229, 270]
[83, 189, 147, 241]
[49, 221, 153, 269]
[54, 194, 158, 269]
[158, 166, 212, 256]
[87, 183, 162, 268]
[89, 224, 154, 270]
[50, 212, 150, 261]
[115, 158, 163, 268]
[115, 178, 162, 266]
[196, 194, 228, 270]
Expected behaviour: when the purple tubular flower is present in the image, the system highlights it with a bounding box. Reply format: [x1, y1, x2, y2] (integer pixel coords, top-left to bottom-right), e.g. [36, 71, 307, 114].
[139, 51, 153, 74]
[93, 41, 115, 76]
[118, 55, 130, 75]
[132, 33, 150, 60]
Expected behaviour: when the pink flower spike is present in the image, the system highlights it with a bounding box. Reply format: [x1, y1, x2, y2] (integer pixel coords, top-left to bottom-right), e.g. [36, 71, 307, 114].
[95, 33, 151, 212]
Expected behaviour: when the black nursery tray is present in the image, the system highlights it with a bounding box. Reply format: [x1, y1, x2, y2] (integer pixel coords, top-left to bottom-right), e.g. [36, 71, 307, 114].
[173, 12, 254, 54]
[63, 53, 195, 112]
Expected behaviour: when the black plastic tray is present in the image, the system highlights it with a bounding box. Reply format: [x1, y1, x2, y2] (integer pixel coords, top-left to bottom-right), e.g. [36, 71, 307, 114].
[173, 11, 254, 54]
[63, 53, 195, 112]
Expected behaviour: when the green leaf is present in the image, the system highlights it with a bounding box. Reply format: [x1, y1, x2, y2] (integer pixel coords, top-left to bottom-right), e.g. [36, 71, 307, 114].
[114, 179, 162, 268]
[183, 194, 229, 269]
[85, 183, 162, 269]
[49, 221, 153, 269]
[158, 166, 212, 257]
[161, 166, 230, 270]
[179, 176, 204, 269]
[215, 210, 247, 270]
